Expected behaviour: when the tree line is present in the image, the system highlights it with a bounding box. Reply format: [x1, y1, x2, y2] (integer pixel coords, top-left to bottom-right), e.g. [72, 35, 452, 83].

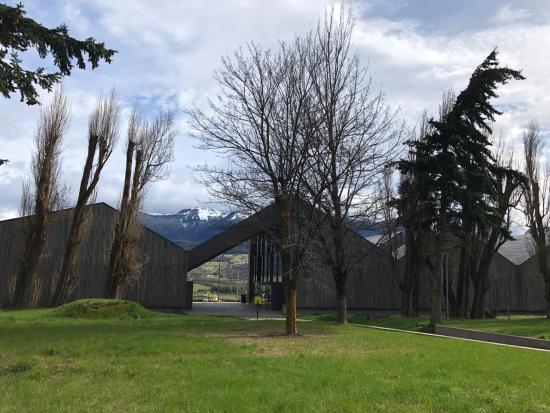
[9, 88, 175, 307]
[190, 6, 549, 333]
[3, 3, 549, 334]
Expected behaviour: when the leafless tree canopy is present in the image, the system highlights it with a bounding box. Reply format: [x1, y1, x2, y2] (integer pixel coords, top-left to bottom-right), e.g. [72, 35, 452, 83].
[189, 6, 404, 330]
[106, 109, 175, 298]
[189, 25, 323, 335]
[521, 121, 550, 317]
[52, 90, 121, 305]
[303, 7, 404, 324]
[191, 40, 315, 212]
[522, 121, 550, 230]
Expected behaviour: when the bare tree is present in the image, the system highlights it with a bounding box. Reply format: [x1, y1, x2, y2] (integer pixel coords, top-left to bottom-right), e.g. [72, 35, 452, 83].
[190, 32, 323, 335]
[378, 165, 408, 307]
[522, 121, 550, 318]
[461, 135, 525, 318]
[11, 89, 70, 307]
[19, 177, 34, 217]
[106, 110, 175, 298]
[306, 8, 403, 324]
[52, 90, 120, 305]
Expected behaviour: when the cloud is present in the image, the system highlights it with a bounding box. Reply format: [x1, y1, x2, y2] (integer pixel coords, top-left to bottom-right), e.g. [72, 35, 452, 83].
[491, 5, 532, 25]
[0, 0, 549, 218]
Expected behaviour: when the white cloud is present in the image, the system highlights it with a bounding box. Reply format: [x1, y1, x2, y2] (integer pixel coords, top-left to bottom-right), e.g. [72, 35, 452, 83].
[491, 5, 532, 25]
[1, 0, 549, 217]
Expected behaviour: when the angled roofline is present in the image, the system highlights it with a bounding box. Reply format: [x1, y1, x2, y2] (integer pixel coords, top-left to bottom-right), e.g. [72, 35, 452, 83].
[187, 203, 278, 270]
[0, 202, 188, 253]
[187, 200, 393, 270]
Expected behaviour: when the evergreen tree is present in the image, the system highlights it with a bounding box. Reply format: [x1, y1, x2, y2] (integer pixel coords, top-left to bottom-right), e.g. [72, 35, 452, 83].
[396, 50, 524, 323]
[1, 3, 116, 105]
[0, 2, 116, 167]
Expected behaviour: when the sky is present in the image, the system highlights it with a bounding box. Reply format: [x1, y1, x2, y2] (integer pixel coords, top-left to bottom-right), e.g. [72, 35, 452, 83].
[1, 0, 550, 220]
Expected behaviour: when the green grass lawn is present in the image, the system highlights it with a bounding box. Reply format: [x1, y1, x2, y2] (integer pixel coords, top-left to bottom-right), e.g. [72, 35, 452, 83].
[1, 302, 549, 412]
[347, 314, 550, 339]
[447, 316, 550, 340]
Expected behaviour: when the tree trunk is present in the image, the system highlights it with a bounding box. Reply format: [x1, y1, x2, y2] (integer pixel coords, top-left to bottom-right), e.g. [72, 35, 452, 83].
[106, 140, 135, 297]
[401, 271, 415, 317]
[401, 230, 417, 317]
[286, 283, 298, 335]
[336, 285, 348, 325]
[470, 279, 485, 319]
[412, 268, 420, 316]
[456, 233, 472, 318]
[456, 268, 469, 318]
[470, 259, 492, 319]
[53, 135, 99, 306]
[277, 194, 298, 335]
[332, 256, 348, 324]
[430, 252, 443, 325]
[12, 196, 50, 308]
[105, 228, 123, 297]
[400, 242, 411, 316]
[11, 217, 47, 307]
[400, 287, 412, 317]
[52, 211, 86, 306]
[542, 269, 550, 319]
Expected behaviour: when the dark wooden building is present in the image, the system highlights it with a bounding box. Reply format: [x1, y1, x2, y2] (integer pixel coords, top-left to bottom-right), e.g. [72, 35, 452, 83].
[188, 203, 550, 314]
[0, 203, 189, 309]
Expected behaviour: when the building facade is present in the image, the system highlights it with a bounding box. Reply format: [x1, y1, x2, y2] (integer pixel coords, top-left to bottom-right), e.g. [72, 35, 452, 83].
[0, 203, 189, 309]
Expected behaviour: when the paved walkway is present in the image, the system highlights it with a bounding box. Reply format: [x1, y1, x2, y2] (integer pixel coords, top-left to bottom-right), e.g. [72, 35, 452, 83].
[187, 302, 284, 318]
[353, 324, 550, 352]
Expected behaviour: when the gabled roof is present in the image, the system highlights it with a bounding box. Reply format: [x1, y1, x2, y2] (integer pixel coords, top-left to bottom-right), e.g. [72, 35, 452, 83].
[187, 201, 389, 270]
[370, 228, 536, 267]
[497, 232, 541, 266]
[0, 202, 187, 253]
[187, 203, 278, 270]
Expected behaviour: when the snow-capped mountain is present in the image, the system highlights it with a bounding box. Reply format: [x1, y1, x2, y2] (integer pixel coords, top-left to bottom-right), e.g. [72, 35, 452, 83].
[142, 207, 246, 250]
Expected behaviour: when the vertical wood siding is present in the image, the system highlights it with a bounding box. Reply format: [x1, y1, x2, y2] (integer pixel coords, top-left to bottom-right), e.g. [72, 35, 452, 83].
[0, 203, 188, 308]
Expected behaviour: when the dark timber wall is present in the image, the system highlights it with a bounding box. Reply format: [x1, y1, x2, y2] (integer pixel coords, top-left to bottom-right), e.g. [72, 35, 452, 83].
[186, 202, 548, 313]
[297, 233, 401, 310]
[0, 203, 188, 309]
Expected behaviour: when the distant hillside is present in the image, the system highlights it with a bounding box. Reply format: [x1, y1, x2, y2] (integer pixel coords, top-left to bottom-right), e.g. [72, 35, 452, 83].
[142, 207, 248, 251]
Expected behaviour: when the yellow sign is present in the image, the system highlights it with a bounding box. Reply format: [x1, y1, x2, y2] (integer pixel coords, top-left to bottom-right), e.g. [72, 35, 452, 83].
[254, 295, 262, 305]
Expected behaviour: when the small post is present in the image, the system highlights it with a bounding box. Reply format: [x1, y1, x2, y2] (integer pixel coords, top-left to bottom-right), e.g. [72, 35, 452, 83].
[254, 295, 262, 320]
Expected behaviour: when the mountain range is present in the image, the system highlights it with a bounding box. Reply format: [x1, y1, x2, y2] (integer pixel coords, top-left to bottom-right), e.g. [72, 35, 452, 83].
[142, 207, 246, 250]
[142, 206, 395, 252]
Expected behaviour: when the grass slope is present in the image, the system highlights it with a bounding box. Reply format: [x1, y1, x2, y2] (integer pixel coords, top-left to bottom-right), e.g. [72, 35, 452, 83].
[0, 307, 549, 412]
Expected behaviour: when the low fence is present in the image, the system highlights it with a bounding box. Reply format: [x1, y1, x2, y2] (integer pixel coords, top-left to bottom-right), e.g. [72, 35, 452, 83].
[434, 325, 550, 350]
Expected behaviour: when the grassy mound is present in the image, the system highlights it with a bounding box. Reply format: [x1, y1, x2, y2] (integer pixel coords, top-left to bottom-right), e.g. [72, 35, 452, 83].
[54, 299, 152, 320]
